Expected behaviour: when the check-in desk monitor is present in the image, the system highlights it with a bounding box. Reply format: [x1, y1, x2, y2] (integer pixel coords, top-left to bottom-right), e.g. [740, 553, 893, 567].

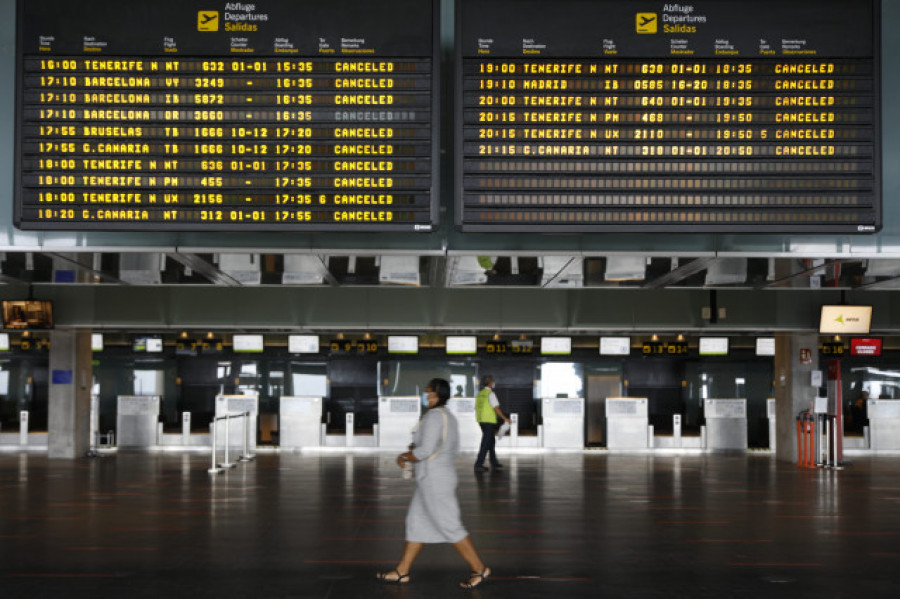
[279, 396, 323, 449]
[606, 397, 649, 449]
[704, 398, 747, 451]
[116, 395, 161, 448]
[377, 396, 421, 449]
[215, 394, 259, 448]
[542, 397, 584, 449]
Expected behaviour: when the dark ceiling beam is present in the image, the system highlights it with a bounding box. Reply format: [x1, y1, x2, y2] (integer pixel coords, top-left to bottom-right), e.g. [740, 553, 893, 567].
[0, 273, 29, 285]
[313, 255, 340, 287]
[165, 252, 242, 287]
[642, 257, 717, 289]
[761, 259, 843, 289]
[854, 275, 900, 291]
[43, 252, 129, 285]
[427, 255, 446, 288]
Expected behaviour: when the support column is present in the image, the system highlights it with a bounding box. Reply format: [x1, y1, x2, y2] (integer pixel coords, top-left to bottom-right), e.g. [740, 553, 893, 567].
[48, 330, 93, 459]
[774, 333, 819, 463]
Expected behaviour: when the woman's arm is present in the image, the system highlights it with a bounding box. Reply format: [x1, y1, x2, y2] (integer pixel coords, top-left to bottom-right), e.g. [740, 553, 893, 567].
[410, 412, 443, 462]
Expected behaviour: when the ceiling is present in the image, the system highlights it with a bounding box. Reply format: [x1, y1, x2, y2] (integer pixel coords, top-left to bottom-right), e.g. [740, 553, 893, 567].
[2, 251, 899, 291]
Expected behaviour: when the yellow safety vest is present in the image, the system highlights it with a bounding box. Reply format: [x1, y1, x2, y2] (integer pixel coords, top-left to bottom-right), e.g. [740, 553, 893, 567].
[476, 388, 497, 423]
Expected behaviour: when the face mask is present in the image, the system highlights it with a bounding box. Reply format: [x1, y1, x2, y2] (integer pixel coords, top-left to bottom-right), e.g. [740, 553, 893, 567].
[421, 393, 430, 408]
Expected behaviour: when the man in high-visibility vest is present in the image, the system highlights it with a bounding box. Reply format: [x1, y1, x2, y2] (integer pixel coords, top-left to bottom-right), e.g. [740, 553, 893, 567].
[474, 375, 511, 472]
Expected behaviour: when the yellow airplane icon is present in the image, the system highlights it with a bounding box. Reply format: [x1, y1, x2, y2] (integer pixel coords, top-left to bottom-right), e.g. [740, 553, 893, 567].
[198, 11, 219, 31]
[636, 12, 657, 34]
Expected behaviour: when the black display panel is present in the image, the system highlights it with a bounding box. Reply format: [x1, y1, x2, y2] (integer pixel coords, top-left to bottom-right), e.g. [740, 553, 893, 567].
[456, 0, 881, 233]
[16, 0, 439, 231]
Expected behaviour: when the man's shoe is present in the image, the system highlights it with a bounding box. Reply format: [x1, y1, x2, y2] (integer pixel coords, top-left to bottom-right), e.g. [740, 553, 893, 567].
[474, 466, 489, 473]
[491, 463, 504, 469]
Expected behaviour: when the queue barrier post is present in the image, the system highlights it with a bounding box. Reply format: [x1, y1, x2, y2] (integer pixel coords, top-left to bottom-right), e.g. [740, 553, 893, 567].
[220, 414, 236, 469]
[823, 415, 844, 470]
[208, 420, 223, 475]
[239, 411, 256, 462]
[209, 413, 254, 474]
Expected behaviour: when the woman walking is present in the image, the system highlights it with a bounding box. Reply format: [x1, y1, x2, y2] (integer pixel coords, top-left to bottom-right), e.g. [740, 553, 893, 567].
[376, 377, 491, 589]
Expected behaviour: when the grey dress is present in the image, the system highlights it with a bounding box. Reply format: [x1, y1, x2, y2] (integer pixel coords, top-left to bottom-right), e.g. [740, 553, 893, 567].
[407, 407, 468, 544]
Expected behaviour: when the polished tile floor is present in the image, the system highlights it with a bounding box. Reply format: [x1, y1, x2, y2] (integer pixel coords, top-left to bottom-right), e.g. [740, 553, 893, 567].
[1, 449, 899, 598]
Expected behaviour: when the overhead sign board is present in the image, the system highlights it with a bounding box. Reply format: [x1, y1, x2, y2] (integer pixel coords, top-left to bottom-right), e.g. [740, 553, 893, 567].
[16, 0, 440, 232]
[456, 0, 880, 233]
[819, 305, 872, 334]
[600, 336, 631, 356]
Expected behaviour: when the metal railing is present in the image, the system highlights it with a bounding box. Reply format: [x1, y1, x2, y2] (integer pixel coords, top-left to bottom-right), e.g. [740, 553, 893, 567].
[208, 411, 256, 475]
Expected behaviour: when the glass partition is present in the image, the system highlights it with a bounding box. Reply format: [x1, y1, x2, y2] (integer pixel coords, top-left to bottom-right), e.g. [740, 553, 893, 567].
[289, 362, 328, 397]
[683, 360, 772, 446]
[536, 363, 584, 399]
[844, 365, 900, 435]
[378, 361, 478, 398]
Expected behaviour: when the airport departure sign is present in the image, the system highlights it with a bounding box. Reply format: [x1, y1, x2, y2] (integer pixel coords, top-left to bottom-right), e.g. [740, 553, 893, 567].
[456, 0, 880, 233]
[15, 0, 439, 231]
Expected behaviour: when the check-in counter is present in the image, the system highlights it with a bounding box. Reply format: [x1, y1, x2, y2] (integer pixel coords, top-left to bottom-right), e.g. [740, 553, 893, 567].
[606, 397, 650, 449]
[279, 396, 323, 449]
[377, 396, 421, 449]
[116, 395, 161, 448]
[704, 398, 747, 451]
[215, 394, 259, 448]
[867, 399, 900, 451]
[542, 397, 584, 449]
[447, 397, 480, 451]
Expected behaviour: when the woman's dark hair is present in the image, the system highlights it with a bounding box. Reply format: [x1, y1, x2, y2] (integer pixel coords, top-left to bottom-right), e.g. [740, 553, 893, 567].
[427, 378, 451, 407]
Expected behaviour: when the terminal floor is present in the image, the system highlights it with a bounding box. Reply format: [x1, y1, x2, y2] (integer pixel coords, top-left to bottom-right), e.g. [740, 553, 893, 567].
[1, 450, 899, 599]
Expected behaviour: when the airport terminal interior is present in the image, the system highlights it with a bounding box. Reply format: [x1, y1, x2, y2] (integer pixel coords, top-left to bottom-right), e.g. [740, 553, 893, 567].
[3, 0, 900, 596]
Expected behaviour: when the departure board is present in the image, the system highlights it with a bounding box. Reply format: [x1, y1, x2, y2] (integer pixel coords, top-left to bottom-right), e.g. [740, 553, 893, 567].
[16, 0, 439, 231]
[456, 0, 881, 233]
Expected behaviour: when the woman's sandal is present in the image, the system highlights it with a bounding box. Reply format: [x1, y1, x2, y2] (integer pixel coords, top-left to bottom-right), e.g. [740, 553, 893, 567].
[459, 567, 491, 589]
[376, 569, 410, 584]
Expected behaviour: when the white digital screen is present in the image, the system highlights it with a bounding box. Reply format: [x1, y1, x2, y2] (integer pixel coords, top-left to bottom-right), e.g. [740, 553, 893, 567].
[756, 338, 776, 356]
[699, 337, 729, 356]
[446, 336, 477, 355]
[541, 337, 572, 355]
[146, 338, 163, 353]
[388, 335, 419, 354]
[233, 334, 264, 353]
[819, 305, 873, 334]
[288, 335, 319, 354]
[600, 337, 631, 356]
[0, 333, 9, 351]
[91, 333, 104, 351]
